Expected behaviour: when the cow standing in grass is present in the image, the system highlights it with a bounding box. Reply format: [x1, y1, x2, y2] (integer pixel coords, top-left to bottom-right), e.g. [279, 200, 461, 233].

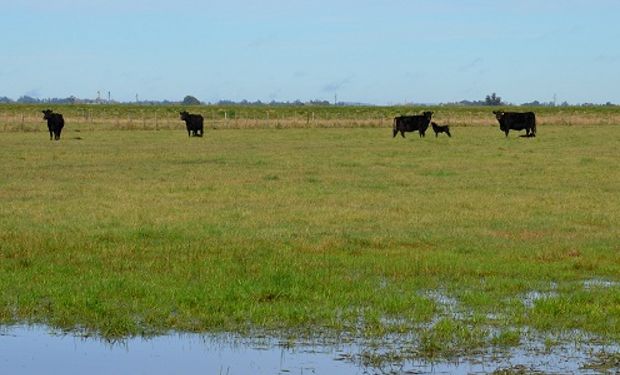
[41, 109, 64, 140]
[179, 111, 204, 137]
[393, 111, 433, 138]
[493, 111, 536, 137]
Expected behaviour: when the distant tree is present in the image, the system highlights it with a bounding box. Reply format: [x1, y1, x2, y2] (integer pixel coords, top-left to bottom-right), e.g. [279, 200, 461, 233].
[17, 95, 40, 104]
[182, 95, 201, 105]
[308, 100, 330, 106]
[521, 100, 542, 107]
[484, 92, 503, 106]
[0, 96, 13, 103]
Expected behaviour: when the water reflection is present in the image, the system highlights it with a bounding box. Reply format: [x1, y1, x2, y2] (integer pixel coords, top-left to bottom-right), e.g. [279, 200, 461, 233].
[1, 325, 618, 374]
[0, 325, 360, 375]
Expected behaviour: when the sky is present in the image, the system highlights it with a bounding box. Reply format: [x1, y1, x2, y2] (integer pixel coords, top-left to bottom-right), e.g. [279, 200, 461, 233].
[1, 0, 619, 105]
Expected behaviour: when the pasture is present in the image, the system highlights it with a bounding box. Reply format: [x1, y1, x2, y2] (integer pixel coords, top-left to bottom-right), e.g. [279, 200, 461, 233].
[0, 107, 619, 363]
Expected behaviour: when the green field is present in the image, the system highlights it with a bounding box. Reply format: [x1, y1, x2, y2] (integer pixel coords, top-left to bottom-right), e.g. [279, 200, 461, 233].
[1, 107, 619, 360]
[1, 103, 620, 132]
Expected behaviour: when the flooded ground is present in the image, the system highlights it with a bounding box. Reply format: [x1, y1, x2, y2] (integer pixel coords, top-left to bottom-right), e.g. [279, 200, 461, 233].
[1, 324, 618, 374]
[2, 280, 618, 374]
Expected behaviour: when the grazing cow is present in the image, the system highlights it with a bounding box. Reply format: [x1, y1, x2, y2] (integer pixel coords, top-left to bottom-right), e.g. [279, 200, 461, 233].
[179, 111, 204, 137]
[393, 111, 433, 138]
[493, 111, 536, 137]
[431, 122, 451, 137]
[41, 109, 64, 140]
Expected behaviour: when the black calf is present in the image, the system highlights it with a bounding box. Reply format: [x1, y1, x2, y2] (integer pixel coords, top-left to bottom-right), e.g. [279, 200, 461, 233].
[431, 122, 451, 137]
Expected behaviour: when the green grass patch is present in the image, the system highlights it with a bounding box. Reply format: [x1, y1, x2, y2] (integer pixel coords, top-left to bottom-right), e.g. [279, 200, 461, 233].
[0, 124, 619, 354]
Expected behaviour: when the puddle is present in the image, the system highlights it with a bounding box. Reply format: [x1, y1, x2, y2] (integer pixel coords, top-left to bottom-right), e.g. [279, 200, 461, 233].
[421, 289, 464, 321]
[522, 290, 559, 309]
[0, 325, 357, 375]
[583, 278, 620, 290]
[1, 325, 619, 374]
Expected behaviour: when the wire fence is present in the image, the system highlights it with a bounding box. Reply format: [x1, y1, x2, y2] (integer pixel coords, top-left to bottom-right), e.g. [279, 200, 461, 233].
[1, 108, 619, 133]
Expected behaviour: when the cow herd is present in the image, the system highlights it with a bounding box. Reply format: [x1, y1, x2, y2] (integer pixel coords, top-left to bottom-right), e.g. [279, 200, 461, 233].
[392, 110, 536, 139]
[39, 109, 537, 141]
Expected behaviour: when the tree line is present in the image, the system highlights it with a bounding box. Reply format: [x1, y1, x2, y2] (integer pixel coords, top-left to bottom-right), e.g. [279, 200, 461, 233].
[0, 93, 616, 107]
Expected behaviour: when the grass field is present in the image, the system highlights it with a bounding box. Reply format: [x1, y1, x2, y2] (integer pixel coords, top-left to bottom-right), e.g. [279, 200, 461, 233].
[0, 111, 619, 360]
[2, 103, 620, 131]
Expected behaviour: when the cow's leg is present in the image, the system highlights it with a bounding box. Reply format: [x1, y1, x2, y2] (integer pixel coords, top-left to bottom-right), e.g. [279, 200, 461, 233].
[505, 129, 509, 137]
[393, 128, 397, 138]
[400, 131, 405, 138]
[49, 131, 53, 140]
[446, 130, 451, 137]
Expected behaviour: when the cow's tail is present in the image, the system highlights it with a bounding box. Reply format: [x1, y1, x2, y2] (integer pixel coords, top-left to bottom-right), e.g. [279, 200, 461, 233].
[532, 115, 537, 137]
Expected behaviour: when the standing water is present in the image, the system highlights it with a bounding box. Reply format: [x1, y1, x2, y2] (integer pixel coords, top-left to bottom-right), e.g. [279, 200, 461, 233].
[1, 325, 618, 374]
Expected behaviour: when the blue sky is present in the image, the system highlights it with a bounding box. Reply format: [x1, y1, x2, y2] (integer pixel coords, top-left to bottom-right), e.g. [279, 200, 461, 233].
[2, 0, 619, 104]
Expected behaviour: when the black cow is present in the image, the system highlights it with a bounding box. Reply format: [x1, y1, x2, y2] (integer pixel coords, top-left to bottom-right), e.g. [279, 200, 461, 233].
[431, 122, 451, 137]
[393, 111, 433, 138]
[493, 111, 536, 137]
[179, 111, 204, 137]
[41, 109, 64, 140]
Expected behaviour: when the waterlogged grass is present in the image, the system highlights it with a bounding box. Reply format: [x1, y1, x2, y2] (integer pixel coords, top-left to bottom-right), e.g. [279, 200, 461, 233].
[0, 125, 619, 358]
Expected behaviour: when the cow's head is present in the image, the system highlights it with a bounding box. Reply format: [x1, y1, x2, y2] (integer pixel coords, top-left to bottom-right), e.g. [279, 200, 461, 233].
[422, 111, 433, 119]
[179, 111, 189, 120]
[42, 109, 54, 120]
[492, 110, 505, 120]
